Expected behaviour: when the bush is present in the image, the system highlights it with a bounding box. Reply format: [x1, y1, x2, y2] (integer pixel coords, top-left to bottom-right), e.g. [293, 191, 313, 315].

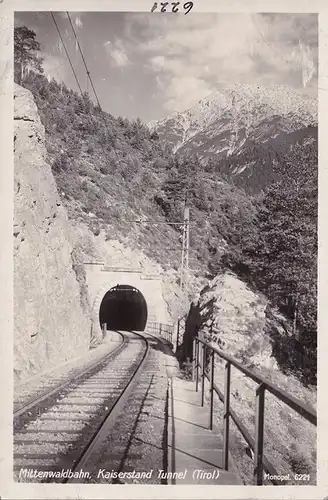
[52, 152, 69, 172]
[54, 113, 68, 132]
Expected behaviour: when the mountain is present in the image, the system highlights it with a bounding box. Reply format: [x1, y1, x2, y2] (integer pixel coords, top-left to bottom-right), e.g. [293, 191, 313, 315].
[149, 83, 317, 163]
[210, 124, 318, 193]
[18, 70, 317, 386]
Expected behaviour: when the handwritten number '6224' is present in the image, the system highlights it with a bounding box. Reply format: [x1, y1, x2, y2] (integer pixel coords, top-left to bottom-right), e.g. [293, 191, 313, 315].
[151, 2, 194, 14]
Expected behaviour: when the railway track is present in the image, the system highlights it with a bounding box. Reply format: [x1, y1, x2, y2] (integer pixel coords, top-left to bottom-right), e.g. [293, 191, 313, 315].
[14, 332, 125, 419]
[14, 330, 151, 482]
[67, 332, 172, 484]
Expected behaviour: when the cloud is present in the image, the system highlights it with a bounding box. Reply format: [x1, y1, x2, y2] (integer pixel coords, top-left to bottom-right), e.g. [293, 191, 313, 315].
[126, 13, 318, 113]
[155, 75, 165, 91]
[165, 76, 212, 112]
[104, 39, 130, 68]
[251, 14, 318, 87]
[75, 16, 83, 29]
[299, 41, 316, 87]
[58, 11, 84, 26]
[151, 55, 166, 71]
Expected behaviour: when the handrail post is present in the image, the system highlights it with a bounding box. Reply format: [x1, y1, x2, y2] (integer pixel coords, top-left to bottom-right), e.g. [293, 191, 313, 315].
[201, 343, 206, 407]
[195, 339, 199, 392]
[192, 337, 196, 382]
[223, 361, 231, 470]
[176, 319, 180, 352]
[209, 350, 215, 430]
[254, 383, 265, 485]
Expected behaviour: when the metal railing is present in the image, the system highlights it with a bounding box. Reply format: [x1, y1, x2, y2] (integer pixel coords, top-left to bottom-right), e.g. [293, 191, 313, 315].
[176, 314, 187, 352]
[193, 336, 317, 485]
[147, 322, 173, 344]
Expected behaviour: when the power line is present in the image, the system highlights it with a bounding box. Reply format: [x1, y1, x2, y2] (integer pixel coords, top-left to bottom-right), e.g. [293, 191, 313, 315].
[51, 12, 124, 173]
[124, 220, 186, 225]
[50, 12, 102, 139]
[66, 12, 102, 109]
[50, 13, 84, 97]
[127, 213, 190, 292]
[51, 12, 190, 294]
[65, 11, 121, 168]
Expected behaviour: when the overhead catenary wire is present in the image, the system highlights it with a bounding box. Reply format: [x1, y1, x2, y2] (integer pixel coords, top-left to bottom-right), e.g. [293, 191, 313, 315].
[66, 12, 102, 110]
[65, 11, 121, 167]
[50, 12, 190, 290]
[50, 12, 119, 166]
[50, 12, 85, 97]
[50, 12, 101, 137]
[124, 220, 186, 225]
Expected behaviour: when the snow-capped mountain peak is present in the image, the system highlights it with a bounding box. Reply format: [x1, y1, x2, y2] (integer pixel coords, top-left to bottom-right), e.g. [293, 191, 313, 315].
[149, 83, 317, 157]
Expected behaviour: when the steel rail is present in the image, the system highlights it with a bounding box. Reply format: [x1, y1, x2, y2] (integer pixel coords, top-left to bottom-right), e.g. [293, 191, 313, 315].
[14, 332, 125, 421]
[65, 330, 150, 482]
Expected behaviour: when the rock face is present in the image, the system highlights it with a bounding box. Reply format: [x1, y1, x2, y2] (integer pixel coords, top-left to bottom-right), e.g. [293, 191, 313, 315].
[200, 273, 277, 369]
[150, 83, 317, 155]
[149, 83, 317, 192]
[187, 272, 277, 370]
[14, 85, 91, 382]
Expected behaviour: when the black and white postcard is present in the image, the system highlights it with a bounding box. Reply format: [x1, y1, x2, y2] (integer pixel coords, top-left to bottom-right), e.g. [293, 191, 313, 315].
[0, 1, 327, 499]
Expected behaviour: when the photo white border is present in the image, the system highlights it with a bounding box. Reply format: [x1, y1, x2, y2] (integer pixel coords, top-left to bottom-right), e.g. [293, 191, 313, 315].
[1, 1, 327, 499]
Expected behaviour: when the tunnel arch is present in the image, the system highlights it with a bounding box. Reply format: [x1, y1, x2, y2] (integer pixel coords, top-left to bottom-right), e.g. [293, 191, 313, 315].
[99, 284, 148, 331]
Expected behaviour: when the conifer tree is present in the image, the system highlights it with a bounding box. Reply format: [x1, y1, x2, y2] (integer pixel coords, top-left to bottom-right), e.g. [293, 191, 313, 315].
[14, 26, 43, 85]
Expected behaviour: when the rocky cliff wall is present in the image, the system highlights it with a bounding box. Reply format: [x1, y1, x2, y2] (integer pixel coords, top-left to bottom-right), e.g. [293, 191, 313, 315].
[14, 85, 91, 382]
[13, 85, 186, 382]
[198, 273, 274, 368]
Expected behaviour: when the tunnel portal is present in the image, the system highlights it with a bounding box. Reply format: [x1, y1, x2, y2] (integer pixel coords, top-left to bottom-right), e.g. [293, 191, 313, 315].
[99, 284, 148, 331]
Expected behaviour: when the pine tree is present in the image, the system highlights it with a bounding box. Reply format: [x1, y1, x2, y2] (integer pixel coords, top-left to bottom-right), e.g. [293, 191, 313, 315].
[14, 26, 44, 85]
[238, 142, 317, 349]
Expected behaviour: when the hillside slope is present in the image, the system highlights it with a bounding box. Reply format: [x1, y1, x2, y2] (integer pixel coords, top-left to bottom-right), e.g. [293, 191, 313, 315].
[208, 125, 318, 193]
[13, 75, 316, 485]
[19, 71, 317, 385]
[21, 73, 259, 284]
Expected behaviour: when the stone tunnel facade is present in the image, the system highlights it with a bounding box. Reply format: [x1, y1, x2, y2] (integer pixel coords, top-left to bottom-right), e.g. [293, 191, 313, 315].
[84, 262, 171, 337]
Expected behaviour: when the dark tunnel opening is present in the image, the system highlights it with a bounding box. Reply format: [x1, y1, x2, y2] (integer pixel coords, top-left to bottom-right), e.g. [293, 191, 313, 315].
[99, 285, 148, 331]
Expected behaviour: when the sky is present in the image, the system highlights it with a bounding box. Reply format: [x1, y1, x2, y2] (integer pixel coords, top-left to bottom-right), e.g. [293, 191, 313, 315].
[15, 12, 318, 122]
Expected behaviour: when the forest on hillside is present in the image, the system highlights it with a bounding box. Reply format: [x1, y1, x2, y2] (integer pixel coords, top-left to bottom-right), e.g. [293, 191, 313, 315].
[14, 26, 318, 384]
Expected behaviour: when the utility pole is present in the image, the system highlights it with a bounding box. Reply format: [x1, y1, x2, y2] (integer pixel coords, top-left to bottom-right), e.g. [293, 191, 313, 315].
[123, 206, 190, 294]
[180, 206, 190, 293]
